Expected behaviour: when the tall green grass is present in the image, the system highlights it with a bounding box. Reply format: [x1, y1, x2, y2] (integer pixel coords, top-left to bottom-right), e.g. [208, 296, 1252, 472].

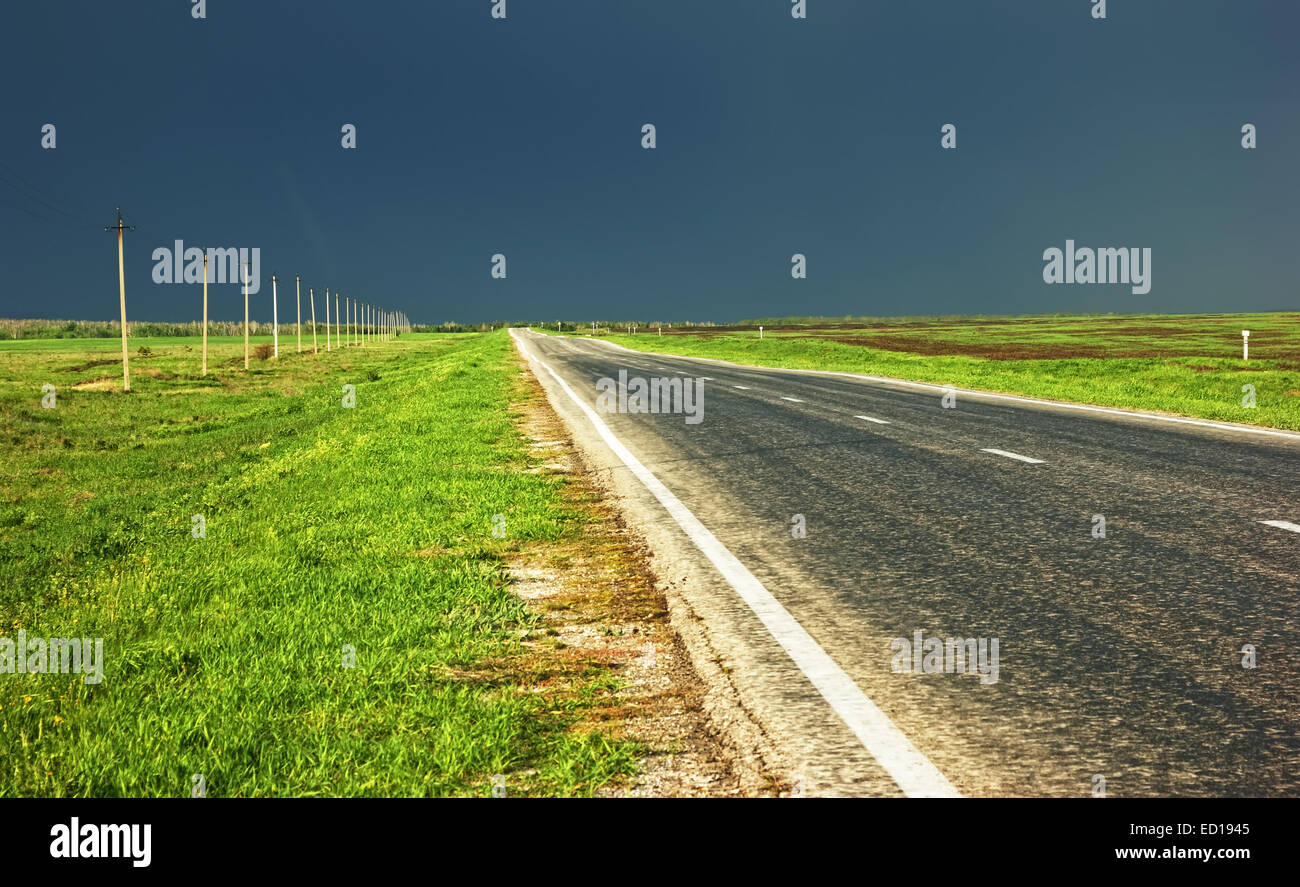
[575, 314, 1300, 430]
[0, 331, 637, 796]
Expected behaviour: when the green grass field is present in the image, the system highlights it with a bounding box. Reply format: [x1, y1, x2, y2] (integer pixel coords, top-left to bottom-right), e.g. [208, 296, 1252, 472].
[0, 331, 638, 796]
[572, 313, 1300, 430]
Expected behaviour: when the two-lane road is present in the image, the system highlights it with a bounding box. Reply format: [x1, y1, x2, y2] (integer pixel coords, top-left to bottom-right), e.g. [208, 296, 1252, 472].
[514, 329, 1300, 797]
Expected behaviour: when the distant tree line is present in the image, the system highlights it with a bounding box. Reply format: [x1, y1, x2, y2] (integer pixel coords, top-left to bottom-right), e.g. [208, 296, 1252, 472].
[0, 318, 316, 339]
[0, 317, 738, 339]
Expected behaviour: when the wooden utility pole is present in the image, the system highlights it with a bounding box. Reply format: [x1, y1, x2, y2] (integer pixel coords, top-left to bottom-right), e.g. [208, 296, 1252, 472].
[243, 262, 250, 369]
[335, 292, 340, 350]
[295, 275, 302, 353]
[202, 252, 209, 375]
[104, 208, 135, 391]
[325, 287, 331, 351]
[309, 286, 318, 354]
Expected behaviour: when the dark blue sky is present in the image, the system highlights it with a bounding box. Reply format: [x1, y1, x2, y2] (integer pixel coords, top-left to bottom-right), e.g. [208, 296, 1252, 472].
[2, 1, 1296, 325]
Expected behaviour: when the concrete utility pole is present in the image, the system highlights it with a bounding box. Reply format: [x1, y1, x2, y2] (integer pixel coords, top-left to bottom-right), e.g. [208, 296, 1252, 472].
[272, 273, 279, 358]
[243, 262, 251, 369]
[104, 207, 136, 391]
[310, 287, 318, 354]
[296, 275, 302, 353]
[202, 251, 209, 375]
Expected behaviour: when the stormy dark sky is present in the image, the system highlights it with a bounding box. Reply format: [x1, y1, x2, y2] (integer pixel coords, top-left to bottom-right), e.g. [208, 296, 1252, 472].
[1, 1, 1296, 324]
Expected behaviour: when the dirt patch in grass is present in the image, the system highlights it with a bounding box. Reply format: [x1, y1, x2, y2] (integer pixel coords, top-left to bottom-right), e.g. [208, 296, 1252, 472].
[655, 319, 1300, 362]
[62, 358, 119, 373]
[809, 334, 1170, 360]
[71, 377, 119, 391]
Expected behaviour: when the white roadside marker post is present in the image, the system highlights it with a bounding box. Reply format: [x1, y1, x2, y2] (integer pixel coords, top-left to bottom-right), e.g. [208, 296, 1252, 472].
[296, 276, 302, 353]
[759, 325, 764, 340]
[1242, 329, 1250, 362]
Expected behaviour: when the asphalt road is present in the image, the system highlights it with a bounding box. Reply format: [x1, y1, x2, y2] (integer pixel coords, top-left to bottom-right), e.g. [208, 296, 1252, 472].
[514, 329, 1300, 797]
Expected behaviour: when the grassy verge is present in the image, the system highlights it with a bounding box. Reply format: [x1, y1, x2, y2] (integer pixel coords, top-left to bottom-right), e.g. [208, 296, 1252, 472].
[563, 313, 1300, 430]
[0, 330, 639, 796]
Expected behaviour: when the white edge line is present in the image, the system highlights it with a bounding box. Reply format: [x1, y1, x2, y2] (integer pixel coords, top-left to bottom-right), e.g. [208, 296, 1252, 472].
[854, 415, 891, 425]
[981, 448, 1045, 464]
[780, 396, 805, 402]
[570, 333, 1300, 443]
[1258, 519, 1300, 534]
[510, 330, 960, 798]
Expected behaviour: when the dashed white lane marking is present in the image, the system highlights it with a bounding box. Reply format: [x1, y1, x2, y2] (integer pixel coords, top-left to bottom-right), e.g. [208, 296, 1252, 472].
[981, 448, 1045, 465]
[854, 415, 891, 425]
[510, 330, 960, 798]
[1258, 520, 1300, 534]
[781, 396, 805, 403]
[733, 385, 752, 390]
